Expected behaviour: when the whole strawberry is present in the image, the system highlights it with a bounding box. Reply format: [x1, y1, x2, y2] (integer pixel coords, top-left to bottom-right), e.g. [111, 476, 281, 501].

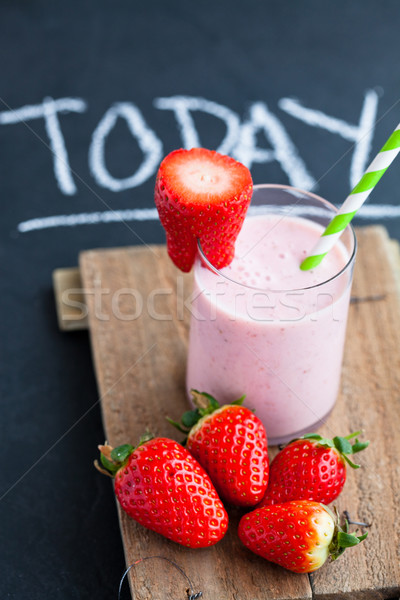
[168, 390, 269, 506]
[154, 148, 253, 272]
[259, 432, 369, 507]
[238, 500, 367, 573]
[95, 435, 228, 548]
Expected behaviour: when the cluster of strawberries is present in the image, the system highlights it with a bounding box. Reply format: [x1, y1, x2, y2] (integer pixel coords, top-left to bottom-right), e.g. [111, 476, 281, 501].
[96, 392, 368, 574]
[97, 148, 369, 573]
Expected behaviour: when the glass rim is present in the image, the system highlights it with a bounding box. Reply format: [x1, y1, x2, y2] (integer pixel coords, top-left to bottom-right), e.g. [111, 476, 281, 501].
[196, 183, 357, 293]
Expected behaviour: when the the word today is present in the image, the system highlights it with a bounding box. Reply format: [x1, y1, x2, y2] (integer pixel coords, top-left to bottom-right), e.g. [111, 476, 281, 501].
[0, 91, 379, 197]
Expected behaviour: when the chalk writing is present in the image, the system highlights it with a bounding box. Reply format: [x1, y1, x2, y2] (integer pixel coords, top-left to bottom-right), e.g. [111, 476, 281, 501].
[1, 90, 393, 234]
[154, 96, 241, 155]
[0, 96, 87, 195]
[0, 91, 378, 196]
[234, 101, 316, 190]
[278, 89, 379, 188]
[89, 102, 163, 192]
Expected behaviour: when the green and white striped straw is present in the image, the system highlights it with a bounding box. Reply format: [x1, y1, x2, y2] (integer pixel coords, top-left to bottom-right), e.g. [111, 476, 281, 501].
[301, 123, 400, 271]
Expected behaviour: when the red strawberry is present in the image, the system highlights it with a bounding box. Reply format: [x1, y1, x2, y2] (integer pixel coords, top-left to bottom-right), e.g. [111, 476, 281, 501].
[238, 500, 367, 573]
[95, 435, 228, 548]
[168, 390, 269, 506]
[154, 148, 253, 272]
[259, 432, 369, 507]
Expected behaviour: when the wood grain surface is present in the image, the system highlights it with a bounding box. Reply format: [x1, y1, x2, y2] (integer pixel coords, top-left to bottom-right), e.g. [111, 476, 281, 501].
[78, 226, 400, 600]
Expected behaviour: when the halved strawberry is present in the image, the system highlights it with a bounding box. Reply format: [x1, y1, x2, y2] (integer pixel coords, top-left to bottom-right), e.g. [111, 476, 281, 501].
[154, 148, 253, 272]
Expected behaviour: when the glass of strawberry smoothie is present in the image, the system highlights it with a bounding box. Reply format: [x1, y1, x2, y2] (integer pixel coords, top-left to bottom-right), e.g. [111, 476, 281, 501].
[186, 184, 357, 445]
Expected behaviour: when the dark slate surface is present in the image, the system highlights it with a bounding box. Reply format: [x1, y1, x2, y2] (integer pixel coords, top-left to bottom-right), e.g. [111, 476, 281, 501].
[0, 1, 399, 598]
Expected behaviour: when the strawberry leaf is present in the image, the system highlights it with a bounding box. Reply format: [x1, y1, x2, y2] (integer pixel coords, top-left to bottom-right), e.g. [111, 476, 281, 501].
[302, 433, 323, 441]
[342, 454, 361, 469]
[181, 410, 201, 428]
[100, 452, 120, 476]
[111, 444, 134, 463]
[329, 514, 368, 561]
[166, 417, 189, 434]
[333, 436, 353, 455]
[337, 531, 368, 547]
[300, 431, 369, 468]
[344, 430, 362, 440]
[332, 433, 369, 467]
[231, 395, 246, 406]
[352, 440, 370, 453]
[168, 390, 251, 438]
[96, 440, 145, 477]
[302, 433, 334, 448]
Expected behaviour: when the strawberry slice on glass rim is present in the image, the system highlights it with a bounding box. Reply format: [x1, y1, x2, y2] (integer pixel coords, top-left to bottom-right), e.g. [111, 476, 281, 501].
[154, 147, 253, 272]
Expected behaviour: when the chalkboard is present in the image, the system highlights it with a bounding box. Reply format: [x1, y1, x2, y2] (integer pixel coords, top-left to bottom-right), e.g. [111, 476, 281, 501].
[1, 1, 399, 599]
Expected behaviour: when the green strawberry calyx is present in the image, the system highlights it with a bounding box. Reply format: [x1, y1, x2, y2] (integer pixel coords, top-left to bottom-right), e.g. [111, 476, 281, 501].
[94, 432, 154, 478]
[326, 506, 368, 561]
[167, 389, 245, 436]
[299, 431, 369, 469]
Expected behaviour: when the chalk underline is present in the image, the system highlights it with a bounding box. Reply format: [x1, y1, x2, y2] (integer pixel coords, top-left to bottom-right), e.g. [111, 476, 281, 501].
[17, 204, 400, 233]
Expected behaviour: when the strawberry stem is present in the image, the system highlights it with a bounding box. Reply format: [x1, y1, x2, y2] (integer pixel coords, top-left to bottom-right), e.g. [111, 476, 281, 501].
[343, 430, 362, 440]
[165, 417, 190, 434]
[95, 433, 154, 478]
[329, 510, 368, 560]
[191, 390, 220, 412]
[167, 390, 245, 437]
[301, 431, 369, 469]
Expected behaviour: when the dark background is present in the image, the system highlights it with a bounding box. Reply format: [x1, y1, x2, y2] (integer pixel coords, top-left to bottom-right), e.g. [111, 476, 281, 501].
[1, 2, 399, 598]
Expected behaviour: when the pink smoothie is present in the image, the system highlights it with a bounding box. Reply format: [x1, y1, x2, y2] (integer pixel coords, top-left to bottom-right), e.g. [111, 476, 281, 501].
[186, 213, 353, 444]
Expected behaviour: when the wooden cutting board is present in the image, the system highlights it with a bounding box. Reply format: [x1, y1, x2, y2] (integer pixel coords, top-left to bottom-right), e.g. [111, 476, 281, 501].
[55, 226, 400, 599]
